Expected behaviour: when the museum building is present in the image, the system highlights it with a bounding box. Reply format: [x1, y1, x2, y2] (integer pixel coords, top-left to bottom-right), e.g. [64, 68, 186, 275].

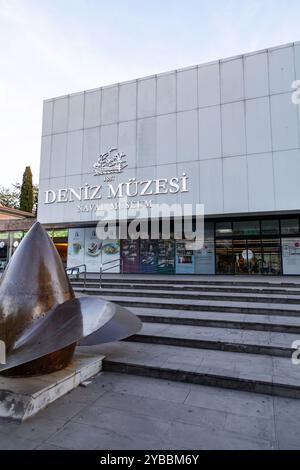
[36, 41, 300, 276]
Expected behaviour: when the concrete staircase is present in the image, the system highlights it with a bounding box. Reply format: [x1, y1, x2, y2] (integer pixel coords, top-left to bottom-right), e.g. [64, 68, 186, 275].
[73, 275, 300, 398]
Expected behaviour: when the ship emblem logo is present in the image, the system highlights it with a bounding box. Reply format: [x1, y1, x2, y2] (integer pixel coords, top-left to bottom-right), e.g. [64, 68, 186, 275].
[93, 148, 128, 176]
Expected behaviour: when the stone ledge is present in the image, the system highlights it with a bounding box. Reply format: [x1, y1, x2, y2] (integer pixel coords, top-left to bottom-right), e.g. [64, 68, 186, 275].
[0, 353, 104, 421]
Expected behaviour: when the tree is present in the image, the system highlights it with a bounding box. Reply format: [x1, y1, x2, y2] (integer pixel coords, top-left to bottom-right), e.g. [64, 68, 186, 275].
[19, 166, 34, 213]
[0, 186, 20, 208]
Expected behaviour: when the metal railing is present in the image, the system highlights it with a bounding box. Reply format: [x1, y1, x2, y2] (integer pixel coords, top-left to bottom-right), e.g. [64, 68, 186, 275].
[99, 258, 120, 288]
[65, 264, 87, 288]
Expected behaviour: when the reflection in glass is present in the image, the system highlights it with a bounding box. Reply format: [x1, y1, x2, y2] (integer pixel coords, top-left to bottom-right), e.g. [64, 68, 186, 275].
[233, 221, 260, 236]
[261, 220, 279, 235]
[281, 219, 300, 235]
[216, 239, 235, 274]
[261, 239, 281, 275]
[215, 222, 232, 237]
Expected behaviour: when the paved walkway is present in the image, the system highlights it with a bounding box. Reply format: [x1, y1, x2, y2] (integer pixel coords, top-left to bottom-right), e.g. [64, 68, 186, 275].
[0, 371, 299, 450]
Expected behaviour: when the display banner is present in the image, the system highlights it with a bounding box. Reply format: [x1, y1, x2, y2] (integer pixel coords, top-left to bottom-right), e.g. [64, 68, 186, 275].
[175, 241, 195, 274]
[84, 227, 102, 272]
[121, 240, 140, 273]
[67, 228, 85, 268]
[194, 241, 215, 274]
[282, 238, 300, 275]
[101, 239, 120, 273]
[157, 240, 175, 274]
[140, 240, 158, 273]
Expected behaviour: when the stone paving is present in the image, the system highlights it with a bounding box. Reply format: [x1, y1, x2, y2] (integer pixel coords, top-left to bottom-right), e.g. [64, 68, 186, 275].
[0, 371, 299, 450]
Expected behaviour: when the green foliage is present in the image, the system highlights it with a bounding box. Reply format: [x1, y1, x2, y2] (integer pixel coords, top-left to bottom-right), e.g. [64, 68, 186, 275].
[0, 167, 39, 214]
[19, 167, 34, 213]
[0, 186, 20, 209]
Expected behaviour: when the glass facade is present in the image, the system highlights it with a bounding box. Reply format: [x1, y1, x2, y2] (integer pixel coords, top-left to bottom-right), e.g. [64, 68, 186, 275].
[0, 231, 26, 271]
[1, 215, 300, 275]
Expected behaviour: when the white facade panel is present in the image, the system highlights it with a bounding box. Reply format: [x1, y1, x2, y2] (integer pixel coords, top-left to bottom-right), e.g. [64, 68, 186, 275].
[157, 114, 176, 165]
[199, 105, 222, 159]
[50, 133, 67, 178]
[137, 117, 157, 166]
[100, 124, 118, 154]
[198, 63, 220, 107]
[137, 78, 156, 118]
[63, 174, 83, 223]
[247, 153, 275, 212]
[84, 89, 101, 128]
[269, 46, 295, 95]
[177, 68, 197, 111]
[68, 93, 84, 131]
[271, 92, 299, 151]
[199, 158, 223, 214]
[119, 82, 136, 122]
[246, 97, 272, 154]
[42, 100, 53, 136]
[274, 149, 300, 210]
[221, 59, 244, 103]
[223, 156, 248, 213]
[101, 86, 118, 125]
[118, 121, 137, 169]
[178, 161, 200, 206]
[157, 73, 176, 115]
[82, 127, 100, 174]
[66, 130, 83, 176]
[52, 97, 68, 134]
[244, 52, 269, 99]
[221, 101, 246, 157]
[295, 44, 300, 80]
[40, 136, 51, 180]
[177, 110, 198, 163]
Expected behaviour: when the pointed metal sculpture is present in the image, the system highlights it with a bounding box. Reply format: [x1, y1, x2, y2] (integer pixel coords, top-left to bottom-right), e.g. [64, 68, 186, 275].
[0, 222, 141, 377]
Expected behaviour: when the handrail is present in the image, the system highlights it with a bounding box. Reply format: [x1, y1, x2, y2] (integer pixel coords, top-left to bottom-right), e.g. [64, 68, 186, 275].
[102, 258, 120, 266]
[66, 264, 87, 288]
[99, 257, 120, 288]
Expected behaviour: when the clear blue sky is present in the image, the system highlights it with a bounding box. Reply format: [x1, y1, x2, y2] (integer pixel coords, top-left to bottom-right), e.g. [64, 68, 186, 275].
[0, 0, 299, 186]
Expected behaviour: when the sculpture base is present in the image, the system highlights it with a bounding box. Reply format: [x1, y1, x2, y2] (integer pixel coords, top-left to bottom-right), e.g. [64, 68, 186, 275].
[0, 352, 104, 421]
[1, 343, 77, 378]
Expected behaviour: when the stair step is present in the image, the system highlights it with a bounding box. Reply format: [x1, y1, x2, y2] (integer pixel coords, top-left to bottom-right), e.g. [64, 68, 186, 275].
[71, 280, 300, 295]
[133, 308, 300, 334]
[127, 322, 297, 358]
[82, 342, 300, 398]
[73, 287, 300, 305]
[75, 292, 300, 317]
[72, 275, 300, 288]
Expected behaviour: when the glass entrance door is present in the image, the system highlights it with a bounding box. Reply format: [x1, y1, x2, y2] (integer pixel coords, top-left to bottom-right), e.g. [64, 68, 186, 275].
[261, 239, 281, 275]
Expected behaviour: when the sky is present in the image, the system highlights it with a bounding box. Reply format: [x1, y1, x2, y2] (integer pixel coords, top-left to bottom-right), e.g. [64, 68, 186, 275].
[0, 0, 299, 187]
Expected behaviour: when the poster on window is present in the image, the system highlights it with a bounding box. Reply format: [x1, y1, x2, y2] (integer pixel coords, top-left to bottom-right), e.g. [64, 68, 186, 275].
[84, 227, 102, 272]
[67, 228, 85, 268]
[121, 240, 140, 273]
[101, 239, 120, 273]
[175, 241, 195, 274]
[157, 240, 175, 274]
[282, 238, 300, 275]
[140, 240, 158, 273]
[194, 241, 215, 274]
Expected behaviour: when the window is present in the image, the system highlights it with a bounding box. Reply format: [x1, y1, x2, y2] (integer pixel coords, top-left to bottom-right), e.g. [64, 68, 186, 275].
[233, 221, 260, 236]
[281, 219, 299, 235]
[215, 222, 232, 237]
[261, 220, 279, 235]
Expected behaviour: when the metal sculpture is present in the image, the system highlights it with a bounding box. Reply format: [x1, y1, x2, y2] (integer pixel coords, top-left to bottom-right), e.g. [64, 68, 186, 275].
[0, 222, 141, 377]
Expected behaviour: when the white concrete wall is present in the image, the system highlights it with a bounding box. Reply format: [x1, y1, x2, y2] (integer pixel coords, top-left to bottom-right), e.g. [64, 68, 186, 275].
[38, 42, 300, 224]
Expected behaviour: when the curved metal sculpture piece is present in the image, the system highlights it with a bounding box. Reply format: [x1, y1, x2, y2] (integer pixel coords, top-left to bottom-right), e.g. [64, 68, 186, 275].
[0, 222, 141, 377]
